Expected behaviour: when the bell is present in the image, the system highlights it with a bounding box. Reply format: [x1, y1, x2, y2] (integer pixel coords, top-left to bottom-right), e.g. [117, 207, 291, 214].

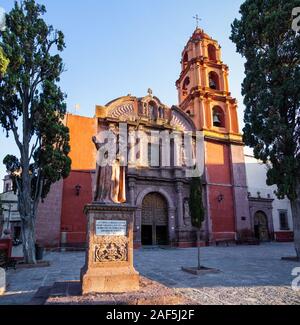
[213, 114, 221, 126]
[209, 79, 217, 89]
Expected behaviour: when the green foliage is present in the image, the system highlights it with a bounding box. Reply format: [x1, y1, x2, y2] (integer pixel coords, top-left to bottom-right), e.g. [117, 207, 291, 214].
[0, 47, 9, 76]
[189, 177, 205, 229]
[231, 0, 300, 200]
[0, 0, 71, 203]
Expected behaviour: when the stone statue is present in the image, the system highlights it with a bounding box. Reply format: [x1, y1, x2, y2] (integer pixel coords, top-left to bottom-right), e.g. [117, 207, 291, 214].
[93, 126, 126, 204]
[183, 199, 192, 227]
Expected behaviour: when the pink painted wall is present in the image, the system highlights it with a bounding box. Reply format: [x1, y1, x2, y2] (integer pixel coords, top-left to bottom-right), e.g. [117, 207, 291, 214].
[36, 179, 64, 247]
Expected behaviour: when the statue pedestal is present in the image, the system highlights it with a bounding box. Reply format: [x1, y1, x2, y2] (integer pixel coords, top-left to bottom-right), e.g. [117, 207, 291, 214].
[81, 204, 139, 295]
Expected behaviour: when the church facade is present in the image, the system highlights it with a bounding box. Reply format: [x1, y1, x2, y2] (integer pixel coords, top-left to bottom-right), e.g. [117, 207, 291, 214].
[34, 28, 253, 248]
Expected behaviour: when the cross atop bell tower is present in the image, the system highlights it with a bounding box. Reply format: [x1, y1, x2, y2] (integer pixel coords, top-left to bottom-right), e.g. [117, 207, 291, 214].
[176, 28, 240, 138]
[193, 14, 201, 28]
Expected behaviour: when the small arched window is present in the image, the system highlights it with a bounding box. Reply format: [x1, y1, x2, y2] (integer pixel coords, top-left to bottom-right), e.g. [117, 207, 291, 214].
[183, 52, 189, 69]
[212, 106, 225, 128]
[148, 101, 158, 120]
[183, 77, 190, 90]
[182, 77, 191, 97]
[208, 44, 217, 61]
[182, 77, 190, 97]
[158, 107, 164, 119]
[208, 71, 220, 90]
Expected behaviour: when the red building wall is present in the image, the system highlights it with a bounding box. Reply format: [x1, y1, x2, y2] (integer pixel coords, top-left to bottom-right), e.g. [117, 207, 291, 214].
[60, 171, 93, 246]
[205, 140, 236, 241]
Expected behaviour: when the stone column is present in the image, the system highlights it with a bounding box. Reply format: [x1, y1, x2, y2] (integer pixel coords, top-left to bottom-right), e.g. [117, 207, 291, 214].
[135, 207, 142, 246]
[172, 131, 183, 168]
[128, 179, 136, 206]
[176, 182, 184, 228]
[128, 126, 136, 168]
[225, 100, 232, 133]
[168, 207, 177, 244]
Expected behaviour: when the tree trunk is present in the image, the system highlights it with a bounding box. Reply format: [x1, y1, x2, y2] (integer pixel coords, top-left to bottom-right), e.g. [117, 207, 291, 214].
[197, 230, 201, 270]
[21, 217, 36, 265]
[291, 183, 300, 260]
[19, 153, 37, 265]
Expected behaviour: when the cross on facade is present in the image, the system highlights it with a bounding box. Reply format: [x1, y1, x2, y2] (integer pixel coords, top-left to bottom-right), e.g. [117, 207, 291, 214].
[193, 14, 201, 28]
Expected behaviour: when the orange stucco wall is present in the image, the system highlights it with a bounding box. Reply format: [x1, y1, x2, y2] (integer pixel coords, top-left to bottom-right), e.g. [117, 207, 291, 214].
[60, 114, 96, 246]
[65, 114, 97, 171]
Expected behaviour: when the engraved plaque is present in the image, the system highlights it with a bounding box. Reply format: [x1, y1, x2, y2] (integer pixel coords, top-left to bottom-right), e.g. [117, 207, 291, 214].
[95, 220, 127, 236]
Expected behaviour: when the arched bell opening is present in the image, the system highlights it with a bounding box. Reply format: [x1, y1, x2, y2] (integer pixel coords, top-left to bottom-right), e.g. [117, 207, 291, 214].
[212, 106, 225, 128]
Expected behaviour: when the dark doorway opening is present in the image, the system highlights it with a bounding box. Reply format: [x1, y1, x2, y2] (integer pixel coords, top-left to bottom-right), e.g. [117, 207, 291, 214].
[254, 211, 270, 242]
[142, 225, 153, 246]
[156, 226, 168, 246]
[141, 193, 169, 246]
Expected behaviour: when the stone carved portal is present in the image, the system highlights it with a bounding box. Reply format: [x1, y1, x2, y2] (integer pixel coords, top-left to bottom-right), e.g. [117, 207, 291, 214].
[141, 193, 168, 246]
[254, 211, 270, 242]
[94, 237, 128, 263]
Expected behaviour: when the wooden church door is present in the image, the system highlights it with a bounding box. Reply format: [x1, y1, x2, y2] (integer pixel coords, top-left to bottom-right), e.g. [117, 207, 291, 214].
[141, 193, 168, 246]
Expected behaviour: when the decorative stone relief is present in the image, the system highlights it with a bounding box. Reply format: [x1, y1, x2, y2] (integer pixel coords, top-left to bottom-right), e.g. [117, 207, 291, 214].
[108, 104, 134, 119]
[170, 110, 192, 132]
[94, 237, 128, 263]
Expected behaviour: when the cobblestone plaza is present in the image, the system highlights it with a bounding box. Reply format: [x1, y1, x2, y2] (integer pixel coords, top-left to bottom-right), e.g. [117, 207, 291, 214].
[1, 243, 299, 305]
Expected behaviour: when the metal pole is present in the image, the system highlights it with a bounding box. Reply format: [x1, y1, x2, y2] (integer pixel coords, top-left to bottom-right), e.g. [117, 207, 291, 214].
[197, 230, 201, 270]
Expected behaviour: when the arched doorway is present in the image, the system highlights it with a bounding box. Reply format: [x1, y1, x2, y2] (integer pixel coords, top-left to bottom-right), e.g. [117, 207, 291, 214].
[141, 193, 168, 246]
[254, 211, 270, 242]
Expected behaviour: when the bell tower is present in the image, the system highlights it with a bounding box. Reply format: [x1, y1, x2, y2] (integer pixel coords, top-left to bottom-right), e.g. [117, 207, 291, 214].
[176, 28, 251, 242]
[176, 28, 239, 134]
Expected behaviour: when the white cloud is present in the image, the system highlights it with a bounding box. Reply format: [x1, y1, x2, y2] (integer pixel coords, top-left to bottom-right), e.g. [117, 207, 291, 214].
[0, 6, 6, 32]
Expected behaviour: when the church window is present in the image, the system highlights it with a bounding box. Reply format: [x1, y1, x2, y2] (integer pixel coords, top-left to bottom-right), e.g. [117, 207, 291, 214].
[158, 107, 164, 119]
[148, 143, 152, 166]
[279, 211, 289, 230]
[212, 106, 225, 128]
[183, 52, 189, 69]
[148, 101, 158, 120]
[182, 77, 190, 97]
[148, 142, 160, 167]
[208, 44, 217, 61]
[209, 71, 220, 90]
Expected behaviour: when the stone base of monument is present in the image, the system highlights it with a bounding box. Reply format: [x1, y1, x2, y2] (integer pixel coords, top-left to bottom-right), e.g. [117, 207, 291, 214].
[0, 268, 5, 296]
[81, 267, 140, 294]
[81, 204, 139, 295]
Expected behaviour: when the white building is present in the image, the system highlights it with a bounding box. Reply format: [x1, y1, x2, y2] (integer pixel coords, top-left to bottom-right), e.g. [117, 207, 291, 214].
[0, 175, 21, 241]
[245, 154, 293, 242]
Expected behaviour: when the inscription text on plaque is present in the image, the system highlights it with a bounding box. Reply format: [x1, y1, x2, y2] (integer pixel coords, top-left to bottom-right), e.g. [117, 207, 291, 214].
[96, 220, 127, 236]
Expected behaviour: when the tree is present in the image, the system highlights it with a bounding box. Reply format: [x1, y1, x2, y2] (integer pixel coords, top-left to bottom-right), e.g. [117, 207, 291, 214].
[0, 0, 71, 264]
[189, 176, 205, 269]
[0, 47, 9, 77]
[231, 0, 300, 259]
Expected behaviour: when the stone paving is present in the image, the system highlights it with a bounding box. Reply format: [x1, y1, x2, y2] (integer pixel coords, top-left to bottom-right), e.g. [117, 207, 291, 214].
[0, 243, 300, 305]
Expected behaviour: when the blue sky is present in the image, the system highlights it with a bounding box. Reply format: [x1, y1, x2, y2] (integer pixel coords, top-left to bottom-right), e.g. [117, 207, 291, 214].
[0, 0, 247, 183]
